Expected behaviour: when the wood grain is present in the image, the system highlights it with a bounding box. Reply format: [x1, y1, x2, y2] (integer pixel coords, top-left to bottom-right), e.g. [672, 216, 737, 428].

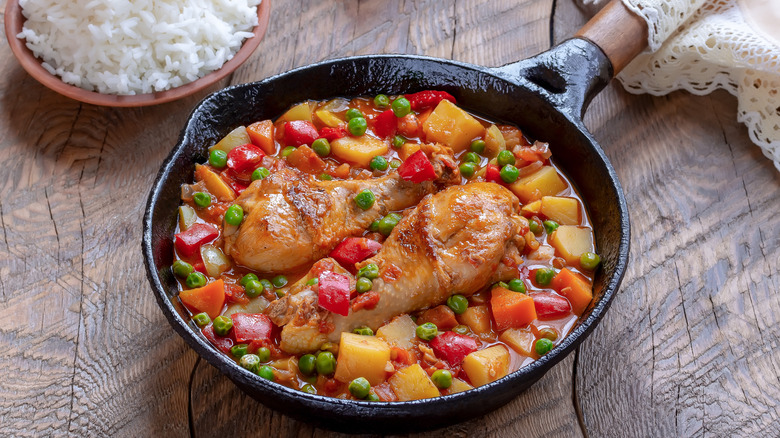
[0, 0, 778, 436]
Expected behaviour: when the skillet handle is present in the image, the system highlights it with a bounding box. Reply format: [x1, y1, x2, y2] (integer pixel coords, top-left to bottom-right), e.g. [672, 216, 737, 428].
[491, 0, 647, 118]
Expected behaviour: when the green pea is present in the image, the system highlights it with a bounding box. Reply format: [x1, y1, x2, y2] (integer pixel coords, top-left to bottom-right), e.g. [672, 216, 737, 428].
[431, 369, 452, 389]
[209, 149, 228, 168]
[225, 204, 244, 226]
[258, 365, 275, 381]
[299, 354, 317, 376]
[374, 94, 390, 108]
[500, 164, 519, 183]
[508, 279, 526, 293]
[346, 108, 364, 120]
[193, 192, 211, 208]
[252, 167, 270, 181]
[452, 324, 470, 335]
[318, 173, 333, 181]
[354, 189, 375, 210]
[416, 322, 438, 341]
[580, 252, 601, 271]
[390, 159, 402, 169]
[497, 150, 516, 167]
[349, 377, 371, 399]
[271, 275, 288, 288]
[353, 326, 374, 336]
[535, 268, 557, 286]
[528, 219, 541, 235]
[192, 312, 211, 327]
[446, 294, 468, 315]
[357, 263, 379, 280]
[366, 392, 380, 402]
[370, 155, 389, 171]
[378, 213, 402, 236]
[535, 338, 554, 355]
[369, 219, 380, 232]
[239, 354, 260, 373]
[282, 146, 296, 157]
[244, 279, 264, 298]
[306, 277, 319, 286]
[240, 273, 259, 287]
[213, 315, 233, 336]
[185, 272, 207, 288]
[173, 260, 193, 278]
[459, 162, 476, 178]
[312, 138, 331, 157]
[356, 277, 373, 293]
[539, 327, 559, 341]
[392, 135, 406, 149]
[301, 383, 317, 394]
[316, 351, 337, 375]
[543, 220, 559, 234]
[469, 139, 486, 154]
[230, 344, 249, 359]
[391, 97, 411, 117]
[348, 117, 368, 136]
[463, 152, 480, 164]
[256, 347, 271, 362]
[260, 279, 273, 291]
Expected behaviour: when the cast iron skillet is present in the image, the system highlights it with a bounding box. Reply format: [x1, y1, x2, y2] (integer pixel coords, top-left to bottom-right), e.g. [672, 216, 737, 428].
[143, 1, 644, 433]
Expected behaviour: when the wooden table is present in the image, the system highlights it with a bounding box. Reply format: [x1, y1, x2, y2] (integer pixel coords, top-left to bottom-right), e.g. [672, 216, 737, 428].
[2, 0, 778, 436]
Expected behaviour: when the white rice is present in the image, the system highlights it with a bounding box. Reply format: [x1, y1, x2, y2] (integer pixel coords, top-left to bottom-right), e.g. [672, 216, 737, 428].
[17, 0, 261, 95]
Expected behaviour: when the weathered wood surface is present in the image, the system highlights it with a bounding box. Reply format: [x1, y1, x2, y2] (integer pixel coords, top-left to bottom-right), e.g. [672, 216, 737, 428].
[0, 0, 778, 436]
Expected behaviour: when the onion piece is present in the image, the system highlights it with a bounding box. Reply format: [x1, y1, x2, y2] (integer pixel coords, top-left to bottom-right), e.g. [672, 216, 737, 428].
[178, 205, 197, 231]
[200, 244, 231, 277]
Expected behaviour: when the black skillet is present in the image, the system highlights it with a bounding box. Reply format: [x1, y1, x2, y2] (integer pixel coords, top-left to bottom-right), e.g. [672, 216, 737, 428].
[143, 1, 645, 433]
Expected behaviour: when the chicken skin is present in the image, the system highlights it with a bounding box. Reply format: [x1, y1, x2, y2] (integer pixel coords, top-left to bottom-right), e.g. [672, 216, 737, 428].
[223, 145, 458, 274]
[265, 182, 528, 353]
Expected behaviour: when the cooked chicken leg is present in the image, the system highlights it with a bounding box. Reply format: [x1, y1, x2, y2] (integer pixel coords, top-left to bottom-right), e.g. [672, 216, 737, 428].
[223, 145, 458, 273]
[266, 182, 527, 353]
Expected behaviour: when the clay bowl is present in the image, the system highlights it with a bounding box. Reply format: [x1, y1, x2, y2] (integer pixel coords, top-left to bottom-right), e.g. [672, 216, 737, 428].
[4, 0, 271, 107]
[143, 37, 630, 433]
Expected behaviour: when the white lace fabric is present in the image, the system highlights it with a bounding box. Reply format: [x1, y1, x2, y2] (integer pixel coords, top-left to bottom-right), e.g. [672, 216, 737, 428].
[583, 0, 780, 171]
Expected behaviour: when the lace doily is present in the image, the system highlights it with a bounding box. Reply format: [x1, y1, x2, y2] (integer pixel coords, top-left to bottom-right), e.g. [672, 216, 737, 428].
[581, 0, 780, 171]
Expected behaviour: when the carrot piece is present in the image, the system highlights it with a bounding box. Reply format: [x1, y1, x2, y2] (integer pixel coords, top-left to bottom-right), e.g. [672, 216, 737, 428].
[490, 287, 537, 331]
[418, 305, 458, 331]
[550, 268, 593, 316]
[247, 120, 276, 154]
[179, 279, 226, 319]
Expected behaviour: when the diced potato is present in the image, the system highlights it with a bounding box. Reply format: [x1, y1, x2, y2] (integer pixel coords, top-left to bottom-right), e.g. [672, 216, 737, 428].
[462, 345, 510, 387]
[246, 120, 276, 154]
[178, 205, 197, 231]
[540, 196, 580, 225]
[483, 125, 506, 158]
[334, 332, 391, 385]
[549, 225, 594, 265]
[447, 378, 474, 394]
[277, 102, 313, 123]
[400, 142, 421, 161]
[422, 100, 484, 153]
[509, 166, 567, 203]
[331, 136, 389, 167]
[521, 200, 541, 215]
[388, 364, 440, 401]
[499, 328, 536, 357]
[194, 164, 235, 202]
[377, 315, 417, 349]
[209, 126, 250, 153]
[457, 305, 492, 336]
[315, 109, 344, 128]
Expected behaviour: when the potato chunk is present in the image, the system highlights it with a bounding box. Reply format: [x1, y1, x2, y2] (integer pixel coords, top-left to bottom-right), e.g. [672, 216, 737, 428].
[447, 378, 474, 394]
[278, 101, 313, 123]
[483, 124, 506, 158]
[499, 328, 536, 357]
[540, 196, 580, 225]
[331, 136, 389, 167]
[457, 305, 492, 336]
[377, 314, 417, 349]
[388, 364, 440, 401]
[509, 166, 567, 203]
[422, 100, 484, 153]
[462, 345, 511, 387]
[549, 225, 594, 265]
[209, 126, 250, 154]
[194, 164, 235, 202]
[334, 332, 391, 385]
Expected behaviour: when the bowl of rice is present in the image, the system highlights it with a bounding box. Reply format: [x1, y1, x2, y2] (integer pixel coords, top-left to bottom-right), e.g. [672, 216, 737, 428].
[4, 0, 270, 107]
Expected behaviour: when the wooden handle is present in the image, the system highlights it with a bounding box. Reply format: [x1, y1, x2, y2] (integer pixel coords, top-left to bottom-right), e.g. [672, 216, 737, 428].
[575, 0, 648, 76]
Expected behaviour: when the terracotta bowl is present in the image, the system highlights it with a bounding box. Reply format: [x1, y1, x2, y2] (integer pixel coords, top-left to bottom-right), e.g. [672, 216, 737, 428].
[4, 0, 271, 107]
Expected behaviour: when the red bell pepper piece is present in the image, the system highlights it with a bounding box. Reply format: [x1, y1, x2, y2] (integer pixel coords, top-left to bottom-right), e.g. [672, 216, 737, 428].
[485, 163, 506, 185]
[352, 291, 380, 312]
[230, 313, 275, 344]
[373, 109, 397, 138]
[531, 291, 573, 320]
[175, 223, 219, 258]
[317, 271, 351, 316]
[319, 125, 347, 142]
[404, 90, 456, 111]
[226, 143, 266, 179]
[202, 324, 234, 353]
[329, 237, 382, 266]
[284, 120, 320, 146]
[429, 331, 478, 366]
[397, 150, 437, 183]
